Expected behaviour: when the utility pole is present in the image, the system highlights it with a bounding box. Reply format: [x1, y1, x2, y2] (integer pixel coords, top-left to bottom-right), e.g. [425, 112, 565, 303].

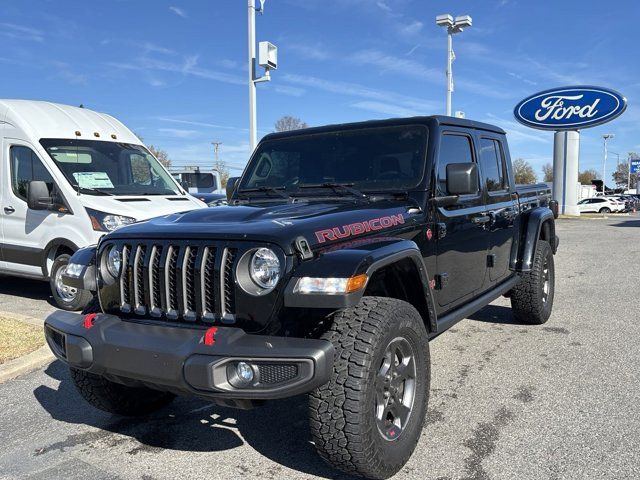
[212, 141, 222, 164]
[248, 0, 277, 151]
[602, 134, 614, 195]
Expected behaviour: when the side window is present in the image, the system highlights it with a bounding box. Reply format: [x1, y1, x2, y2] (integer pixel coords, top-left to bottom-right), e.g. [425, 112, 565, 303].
[479, 138, 506, 192]
[437, 134, 476, 195]
[9, 146, 55, 201]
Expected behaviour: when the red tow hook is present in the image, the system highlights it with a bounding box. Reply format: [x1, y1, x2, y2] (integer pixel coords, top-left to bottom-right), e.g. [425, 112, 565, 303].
[204, 327, 218, 346]
[83, 313, 98, 329]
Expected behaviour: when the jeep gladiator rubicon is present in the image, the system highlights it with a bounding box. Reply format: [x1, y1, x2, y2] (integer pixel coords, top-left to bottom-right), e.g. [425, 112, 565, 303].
[45, 116, 558, 479]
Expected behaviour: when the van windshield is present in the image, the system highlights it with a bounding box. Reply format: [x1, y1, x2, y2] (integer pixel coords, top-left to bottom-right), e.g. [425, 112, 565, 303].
[40, 139, 181, 196]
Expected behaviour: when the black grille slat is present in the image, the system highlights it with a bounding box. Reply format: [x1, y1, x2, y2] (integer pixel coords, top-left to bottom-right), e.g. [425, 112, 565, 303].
[223, 248, 237, 316]
[257, 364, 298, 385]
[116, 241, 243, 324]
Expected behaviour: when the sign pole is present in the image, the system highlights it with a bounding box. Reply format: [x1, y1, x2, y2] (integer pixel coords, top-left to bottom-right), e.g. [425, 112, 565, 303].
[552, 130, 580, 216]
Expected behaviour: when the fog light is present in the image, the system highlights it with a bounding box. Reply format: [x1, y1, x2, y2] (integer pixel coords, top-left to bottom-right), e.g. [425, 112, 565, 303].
[236, 362, 254, 384]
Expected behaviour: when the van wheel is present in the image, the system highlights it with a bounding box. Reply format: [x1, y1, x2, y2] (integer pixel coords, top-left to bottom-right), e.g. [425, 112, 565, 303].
[309, 297, 430, 479]
[50, 254, 92, 311]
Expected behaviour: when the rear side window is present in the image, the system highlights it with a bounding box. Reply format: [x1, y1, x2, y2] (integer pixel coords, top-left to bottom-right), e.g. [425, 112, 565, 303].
[437, 134, 476, 195]
[479, 138, 506, 192]
[9, 146, 55, 201]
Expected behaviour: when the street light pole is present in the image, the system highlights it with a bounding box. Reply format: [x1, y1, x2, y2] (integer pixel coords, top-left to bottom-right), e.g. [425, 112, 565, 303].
[436, 14, 472, 117]
[602, 134, 614, 195]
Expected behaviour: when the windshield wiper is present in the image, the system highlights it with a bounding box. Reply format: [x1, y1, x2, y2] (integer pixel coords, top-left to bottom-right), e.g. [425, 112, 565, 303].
[75, 186, 115, 196]
[297, 182, 368, 199]
[238, 186, 291, 200]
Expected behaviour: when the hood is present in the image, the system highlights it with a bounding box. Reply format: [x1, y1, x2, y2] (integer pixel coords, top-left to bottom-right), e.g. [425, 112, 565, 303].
[79, 194, 205, 220]
[106, 198, 423, 254]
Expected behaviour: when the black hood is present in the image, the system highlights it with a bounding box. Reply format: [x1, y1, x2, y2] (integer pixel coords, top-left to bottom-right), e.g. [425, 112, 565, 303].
[106, 198, 423, 254]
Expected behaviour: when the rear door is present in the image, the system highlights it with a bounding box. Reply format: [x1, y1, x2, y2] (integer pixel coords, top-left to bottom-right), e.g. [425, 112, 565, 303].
[477, 135, 517, 283]
[434, 130, 489, 310]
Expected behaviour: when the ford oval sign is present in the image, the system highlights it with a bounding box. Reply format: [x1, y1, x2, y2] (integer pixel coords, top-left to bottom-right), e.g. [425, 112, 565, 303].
[514, 86, 627, 131]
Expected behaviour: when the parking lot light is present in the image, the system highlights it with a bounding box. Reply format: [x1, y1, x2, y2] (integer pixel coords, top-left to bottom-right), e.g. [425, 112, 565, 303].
[436, 13, 472, 116]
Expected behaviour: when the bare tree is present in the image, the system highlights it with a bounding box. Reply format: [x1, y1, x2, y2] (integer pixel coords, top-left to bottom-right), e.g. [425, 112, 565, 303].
[513, 158, 538, 184]
[214, 159, 231, 189]
[542, 163, 553, 182]
[578, 169, 598, 185]
[147, 145, 172, 168]
[274, 116, 308, 132]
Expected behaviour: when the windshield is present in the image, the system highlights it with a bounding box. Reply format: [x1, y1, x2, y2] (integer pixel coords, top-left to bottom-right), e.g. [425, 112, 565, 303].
[40, 139, 182, 196]
[238, 125, 428, 195]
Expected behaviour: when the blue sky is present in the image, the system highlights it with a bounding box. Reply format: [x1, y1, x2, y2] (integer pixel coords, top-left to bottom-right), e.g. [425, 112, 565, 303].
[1, 0, 639, 179]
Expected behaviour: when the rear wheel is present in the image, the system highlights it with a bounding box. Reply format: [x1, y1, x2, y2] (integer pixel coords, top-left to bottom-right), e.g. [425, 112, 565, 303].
[510, 240, 554, 325]
[309, 297, 430, 479]
[599, 207, 611, 213]
[71, 368, 175, 416]
[50, 253, 92, 311]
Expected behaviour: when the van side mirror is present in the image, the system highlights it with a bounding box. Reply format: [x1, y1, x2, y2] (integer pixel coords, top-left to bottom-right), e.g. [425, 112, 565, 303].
[446, 163, 479, 195]
[27, 181, 53, 210]
[226, 177, 239, 200]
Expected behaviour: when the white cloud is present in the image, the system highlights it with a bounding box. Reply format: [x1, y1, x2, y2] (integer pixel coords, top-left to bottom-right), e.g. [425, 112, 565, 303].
[351, 101, 424, 117]
[287, 43, 330, 61]
[0, 23, 43, 42]
[399, 20, 423, 36]
[158, 128, 199, 138]
[376, 1, 392, 12]
[169, 6, 187, 18]
[273, 85, 306, 97]
[157, 117, 248, 132]
[350, 49, 441, 83]
[282, 73, 436, 113]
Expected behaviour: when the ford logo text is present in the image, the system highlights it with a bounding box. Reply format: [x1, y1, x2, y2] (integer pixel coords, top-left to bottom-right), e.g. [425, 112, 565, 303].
[514, 86, 627, 131]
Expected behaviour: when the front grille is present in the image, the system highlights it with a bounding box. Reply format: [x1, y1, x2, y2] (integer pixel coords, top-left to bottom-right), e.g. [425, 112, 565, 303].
[115, 241, 239, 324]
[257, 363, 299, 385]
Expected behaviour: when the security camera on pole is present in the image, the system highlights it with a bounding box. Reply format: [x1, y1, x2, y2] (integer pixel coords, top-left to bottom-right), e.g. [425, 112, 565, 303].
[435, 14, 472, 117]
[248, 0, 278, 151]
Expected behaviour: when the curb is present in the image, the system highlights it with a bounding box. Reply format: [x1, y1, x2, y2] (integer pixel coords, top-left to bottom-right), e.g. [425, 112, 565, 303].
[0, 345, 54, 384]
[0, 310, 53, 384]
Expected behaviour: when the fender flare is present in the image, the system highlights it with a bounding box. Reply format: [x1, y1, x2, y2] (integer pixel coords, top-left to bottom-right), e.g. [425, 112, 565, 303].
[284, 239, 437, 332]
[40, 238, 80, 277]
[59, 245, 98, 291]
[512, 207, 557, 272]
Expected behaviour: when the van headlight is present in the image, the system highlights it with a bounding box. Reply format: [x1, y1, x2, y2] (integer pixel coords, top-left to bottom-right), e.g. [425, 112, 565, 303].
[249, 248, 280, 289]
[106, 245, 122, 278]
[86, 208, 136, 232]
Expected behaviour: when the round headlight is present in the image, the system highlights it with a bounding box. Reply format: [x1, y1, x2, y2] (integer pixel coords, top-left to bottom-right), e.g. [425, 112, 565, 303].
[106, 246, 122, 278]
[249, 248, 280, 289]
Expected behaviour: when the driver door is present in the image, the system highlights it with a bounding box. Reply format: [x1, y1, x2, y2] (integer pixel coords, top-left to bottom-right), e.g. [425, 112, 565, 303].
[433, 131, 489, 311]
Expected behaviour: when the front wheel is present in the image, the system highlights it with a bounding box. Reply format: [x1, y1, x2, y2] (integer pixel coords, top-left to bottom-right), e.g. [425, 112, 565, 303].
[50, 253, 92, 311]
[309, 297, 430, 479]
[510, 240, 555, 325]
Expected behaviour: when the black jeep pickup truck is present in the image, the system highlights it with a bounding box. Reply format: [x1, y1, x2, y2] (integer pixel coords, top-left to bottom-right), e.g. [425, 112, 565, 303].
[45, 115, 558, 479]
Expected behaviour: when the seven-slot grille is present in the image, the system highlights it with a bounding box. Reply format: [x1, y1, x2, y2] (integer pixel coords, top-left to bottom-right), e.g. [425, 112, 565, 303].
[117, 241, 237, 323]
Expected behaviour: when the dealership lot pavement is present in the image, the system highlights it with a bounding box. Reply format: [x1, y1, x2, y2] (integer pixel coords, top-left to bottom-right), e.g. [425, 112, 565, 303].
[0, 215, 638, 480]
[0, 276, 56, 320]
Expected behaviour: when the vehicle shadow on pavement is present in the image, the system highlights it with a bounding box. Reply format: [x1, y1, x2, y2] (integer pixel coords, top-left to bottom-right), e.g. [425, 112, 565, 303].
[611, 219, 640, 228]
[468, 305, 525, 325]
[33, 361, 357, 479]
[0, 275, 57, 307]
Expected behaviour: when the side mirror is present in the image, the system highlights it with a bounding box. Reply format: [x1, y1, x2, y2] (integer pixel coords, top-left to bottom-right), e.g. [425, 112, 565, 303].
[226, 177, 239, 200]
[446, 163, 479, 195]
[27, 181, 52, 210]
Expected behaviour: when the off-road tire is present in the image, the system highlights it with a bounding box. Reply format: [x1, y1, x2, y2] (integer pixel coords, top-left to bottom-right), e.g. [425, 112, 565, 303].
[50, 254, 92, 311]
[70, 368, 175, 416]
[510, 240, 554, 325]
[309, 297, 430, 479]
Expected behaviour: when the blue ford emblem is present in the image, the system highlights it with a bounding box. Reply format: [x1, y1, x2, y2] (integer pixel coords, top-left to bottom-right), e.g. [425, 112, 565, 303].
[514, 86, 627, 130]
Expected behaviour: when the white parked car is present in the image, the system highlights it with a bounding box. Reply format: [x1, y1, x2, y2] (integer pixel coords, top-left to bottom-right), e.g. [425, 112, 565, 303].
[577, 197, 624, 213]
[0, 100, 206, 310]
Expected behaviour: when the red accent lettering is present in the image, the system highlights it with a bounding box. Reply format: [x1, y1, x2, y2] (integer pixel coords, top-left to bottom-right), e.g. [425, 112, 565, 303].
[204, 327, 218, 346]
[315, 229, 336, 243]
[332, 226, 350, 239]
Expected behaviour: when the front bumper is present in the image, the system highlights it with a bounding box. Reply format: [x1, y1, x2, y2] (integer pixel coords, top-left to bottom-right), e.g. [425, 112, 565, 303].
[44, 311, 334, 401]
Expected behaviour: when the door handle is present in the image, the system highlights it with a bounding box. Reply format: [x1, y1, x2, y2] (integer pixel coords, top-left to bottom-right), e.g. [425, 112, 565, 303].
[471, 214, 490, 224]
[4, 206, 15, 214]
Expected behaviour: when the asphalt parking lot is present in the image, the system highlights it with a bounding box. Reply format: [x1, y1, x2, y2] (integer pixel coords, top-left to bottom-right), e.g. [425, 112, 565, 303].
[0, 214, 639, 480]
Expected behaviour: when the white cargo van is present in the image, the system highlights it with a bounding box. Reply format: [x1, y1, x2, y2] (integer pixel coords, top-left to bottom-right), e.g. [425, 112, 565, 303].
[0, 100, 205, 310]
